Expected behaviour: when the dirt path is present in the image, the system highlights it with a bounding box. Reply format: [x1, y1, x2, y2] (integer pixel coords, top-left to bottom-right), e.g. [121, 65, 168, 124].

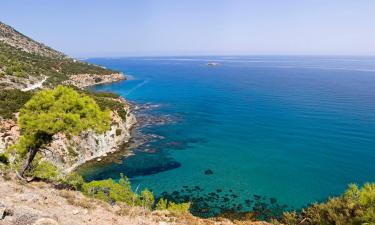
[21, 76, 47, 91]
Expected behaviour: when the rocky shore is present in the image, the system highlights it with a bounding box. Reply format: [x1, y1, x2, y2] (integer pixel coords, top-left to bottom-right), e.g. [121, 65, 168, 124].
[63, 73, 126, 88]
[0, 73, 135, 173]
[0, 97, 137, 174]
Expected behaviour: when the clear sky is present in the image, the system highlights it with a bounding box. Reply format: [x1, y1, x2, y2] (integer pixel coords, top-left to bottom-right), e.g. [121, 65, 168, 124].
[1, 0, 375, 57]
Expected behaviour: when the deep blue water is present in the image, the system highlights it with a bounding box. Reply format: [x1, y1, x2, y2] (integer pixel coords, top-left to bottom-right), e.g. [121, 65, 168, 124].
[82, 56, 375, 217]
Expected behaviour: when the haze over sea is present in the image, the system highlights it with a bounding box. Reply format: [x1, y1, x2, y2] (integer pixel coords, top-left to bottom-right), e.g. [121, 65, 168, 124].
[82, 56, 375, 217]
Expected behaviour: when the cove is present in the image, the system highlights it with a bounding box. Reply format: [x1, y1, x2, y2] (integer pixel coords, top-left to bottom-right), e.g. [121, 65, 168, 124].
[79, 56, 375, 218]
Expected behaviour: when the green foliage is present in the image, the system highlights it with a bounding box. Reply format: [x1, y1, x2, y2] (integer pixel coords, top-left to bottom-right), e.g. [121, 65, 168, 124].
[156, 198, 168, 210]
[92, 91, 121, 99]
[140, 189, 155, 209]
[116, 129, 122, 136]
[280, 183, 375, 225]
[13, 86, 111, 177]
[18, 85, 111, 136]
[82, 174, 139, 205]
[167, 202, 191, 214]
[61, 172, 85, 191]
[91, 95, 127, 120]
[155, 198, 190, 214]
[32, 161, 60, 182]
[0, 42, 117, 86]
[0, 153, 9, 165]
[0, 89, 33, 119]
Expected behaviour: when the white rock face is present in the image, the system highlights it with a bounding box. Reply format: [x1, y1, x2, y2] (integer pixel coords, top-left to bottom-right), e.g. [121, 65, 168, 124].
[0, 100, 137, 172]
[42, 105, 137, 172]
[63, 73, 126, 88]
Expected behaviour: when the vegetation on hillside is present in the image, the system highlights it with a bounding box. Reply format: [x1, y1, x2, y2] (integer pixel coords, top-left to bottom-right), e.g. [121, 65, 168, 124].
[0, 88, 128, 121]
[0, 42, 116, 86]
[0, 89, 33, 119]
[12, 86, 111, 177]
[90, 92, 129, 120]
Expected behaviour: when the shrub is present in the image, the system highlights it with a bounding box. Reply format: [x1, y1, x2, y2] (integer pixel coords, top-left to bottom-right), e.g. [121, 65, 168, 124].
[156, 198, 168, 210]
[115, 129, 122, 136]
[140, 189, 155, 209]
[280, 183, 375, 225]
[82, 174, 139, 205]
[32, 161, 60, 182]
[167, 202, 191, 214]
[63, 172, 85, 191]
[155, 198, 190, 214]
[0, 153, 9, 165]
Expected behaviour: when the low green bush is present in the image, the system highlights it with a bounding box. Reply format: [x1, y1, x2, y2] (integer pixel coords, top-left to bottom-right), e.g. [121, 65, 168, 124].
[140, 189, 155, 209]
[156, 198, 168, 210]
[62, 172, 85, 191]
[32, 161, 60, 182]
[155, 198, 191, 214]
[82, 174, 139, 205]
[279, 183, 375, 225]
[0, 153, 9, 165]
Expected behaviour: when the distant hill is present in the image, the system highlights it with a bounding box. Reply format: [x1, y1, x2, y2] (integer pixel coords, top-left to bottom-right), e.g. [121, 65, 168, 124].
[0, 22, 65, 58]
[0, 21, 118, 89]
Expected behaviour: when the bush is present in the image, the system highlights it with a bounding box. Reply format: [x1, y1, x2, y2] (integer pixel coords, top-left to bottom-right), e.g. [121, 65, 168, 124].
[32, 161, 60, 182]
[0, 153, 9, 165]
[140, 189, 155, 209]
[167, 202, 191, 214]
[280, 183, 375, 225]
[82, 174, 139, 205]
[63, 172, 85, 191]
[155, 198, 190, 214]
[156, 198, 168, 210]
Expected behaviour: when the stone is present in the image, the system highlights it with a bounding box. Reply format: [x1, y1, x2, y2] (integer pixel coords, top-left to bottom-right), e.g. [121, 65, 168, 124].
[72, 209, 79, 215]
[33, 218, 59, 225]
[0, 206, 6, 219]
[204, 169, 214, 175]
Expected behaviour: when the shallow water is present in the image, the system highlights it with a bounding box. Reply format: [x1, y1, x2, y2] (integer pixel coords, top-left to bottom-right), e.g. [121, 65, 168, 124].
[80, 56, 375, 218]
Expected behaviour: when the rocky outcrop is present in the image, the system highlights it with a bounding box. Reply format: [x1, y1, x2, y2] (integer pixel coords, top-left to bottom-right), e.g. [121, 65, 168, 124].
[0, 119, 20, 154]
[0, 99, 136, 172]
[63, 73, 126, 88]
[43, 102, 137, 172]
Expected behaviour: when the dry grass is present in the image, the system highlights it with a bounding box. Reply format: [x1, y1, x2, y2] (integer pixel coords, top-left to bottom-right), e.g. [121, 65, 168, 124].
[0, 174, 272, 225]
[59, 190, 96, 209]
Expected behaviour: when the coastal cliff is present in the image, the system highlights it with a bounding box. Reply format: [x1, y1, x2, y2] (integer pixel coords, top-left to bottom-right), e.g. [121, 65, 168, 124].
[0, 94, 137, 173]
[0, 21, 135, 173]
[44, 101, 136, 172]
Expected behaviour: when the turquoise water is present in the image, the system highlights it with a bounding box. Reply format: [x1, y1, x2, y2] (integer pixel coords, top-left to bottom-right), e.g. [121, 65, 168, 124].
[83, 56, 375, 218]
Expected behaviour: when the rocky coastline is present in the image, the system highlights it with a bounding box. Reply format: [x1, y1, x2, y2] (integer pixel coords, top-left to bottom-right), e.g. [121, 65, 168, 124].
[0, 74, 136, 173]
[63, 73, 126, 88]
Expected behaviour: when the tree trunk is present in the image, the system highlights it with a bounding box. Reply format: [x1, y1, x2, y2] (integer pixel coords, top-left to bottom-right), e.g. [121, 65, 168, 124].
[18, 147, 38, 178]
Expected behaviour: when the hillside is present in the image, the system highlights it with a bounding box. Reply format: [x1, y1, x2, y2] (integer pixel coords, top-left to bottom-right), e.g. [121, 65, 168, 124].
[0, 175, 271, 225]
[0, 21, 122, 89]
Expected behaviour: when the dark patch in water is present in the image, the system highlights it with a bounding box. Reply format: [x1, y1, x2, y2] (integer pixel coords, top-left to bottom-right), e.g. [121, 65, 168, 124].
[79, 150, 181, 181]
[158, 186, 289, 220]
[204, 169, 214, 175]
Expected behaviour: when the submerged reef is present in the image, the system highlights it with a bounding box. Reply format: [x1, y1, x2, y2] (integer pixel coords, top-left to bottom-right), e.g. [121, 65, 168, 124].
[158, 186, 289, 220]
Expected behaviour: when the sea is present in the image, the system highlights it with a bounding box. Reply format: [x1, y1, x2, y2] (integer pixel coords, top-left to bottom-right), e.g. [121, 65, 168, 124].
[79, 56, 375, 218]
